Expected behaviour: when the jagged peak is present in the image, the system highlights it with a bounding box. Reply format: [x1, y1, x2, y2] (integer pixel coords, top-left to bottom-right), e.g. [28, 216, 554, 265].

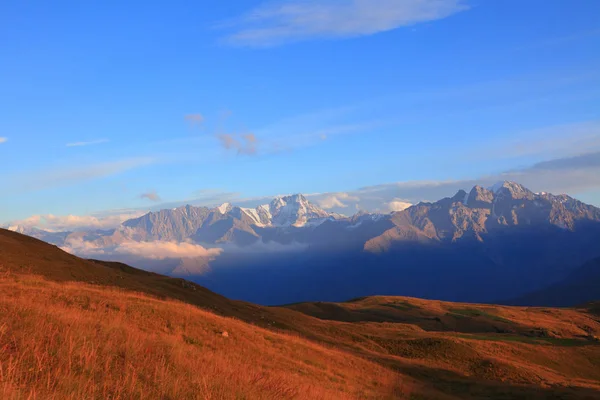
[452, 189, 468, 203]
[217, 203, 232, 214]
[272, 194, 309, 205]
[470, 185, 491, 194]
[353, 209, 372, 217]
[466, 185, 494, 207]
[489, 181, 528, 194]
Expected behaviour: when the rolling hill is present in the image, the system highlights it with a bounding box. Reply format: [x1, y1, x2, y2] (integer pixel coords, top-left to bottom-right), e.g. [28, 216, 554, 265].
[2, 227, 600, 399]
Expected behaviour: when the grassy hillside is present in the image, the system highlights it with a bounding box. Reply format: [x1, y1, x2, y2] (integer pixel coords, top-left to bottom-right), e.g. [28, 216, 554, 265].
[0, 272, 407, 400]
[2, 228, 600, 399]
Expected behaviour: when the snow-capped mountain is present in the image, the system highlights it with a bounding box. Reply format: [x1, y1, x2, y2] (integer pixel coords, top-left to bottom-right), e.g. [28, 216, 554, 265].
[111, 194, 344, 246]
[6, 225, 71, 245]
[268, 194, 337, 227]
[212, 194, 340, 228]
[12, 182, 600, 251]
[8, 181, 600, 305]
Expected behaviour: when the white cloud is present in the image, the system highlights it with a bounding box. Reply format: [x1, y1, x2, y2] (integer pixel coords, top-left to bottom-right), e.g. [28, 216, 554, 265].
[318, 192, 360, 209]
[60, 237, 108, 256]
[7, 211, 147, 232]
[114, 241, 222, 260]
[66, 139, 109, 147]
[0, 137, 7, 144]
[387, 199, 412, 212]
[61, 237, 222, 260]
[222, 0, 468, 46]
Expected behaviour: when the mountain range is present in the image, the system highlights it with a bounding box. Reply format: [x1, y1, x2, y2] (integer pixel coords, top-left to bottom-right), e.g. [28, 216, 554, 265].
[8, 181, 600, 306]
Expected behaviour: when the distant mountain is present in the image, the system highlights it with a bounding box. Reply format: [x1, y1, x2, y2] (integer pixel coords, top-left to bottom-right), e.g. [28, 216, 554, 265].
[6, 225, 72, 246]
[506, 257, 600, 307]
[10, 181, 600, 305]
[122, 204, 211, 241]
[191, 182, 600, 305]
[118, 194, 343, 246]
[365, 181, 600, 252]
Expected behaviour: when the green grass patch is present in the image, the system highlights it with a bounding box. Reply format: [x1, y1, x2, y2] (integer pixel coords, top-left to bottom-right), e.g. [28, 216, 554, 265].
[458, 334, 593, 347]
[382, 301, 421, 311]
[448, 308, 513, 324]
[182, 335, 203, 347]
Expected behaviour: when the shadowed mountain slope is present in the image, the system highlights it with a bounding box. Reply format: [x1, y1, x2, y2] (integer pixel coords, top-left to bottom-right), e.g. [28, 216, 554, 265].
[507, 257, 600, 307]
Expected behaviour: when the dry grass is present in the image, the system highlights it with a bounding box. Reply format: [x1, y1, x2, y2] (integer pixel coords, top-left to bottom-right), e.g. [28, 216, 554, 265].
[0, 272, 407, 400]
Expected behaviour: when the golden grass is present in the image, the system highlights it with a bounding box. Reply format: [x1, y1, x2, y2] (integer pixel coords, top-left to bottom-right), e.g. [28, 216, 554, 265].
[0, 272, 408, 400]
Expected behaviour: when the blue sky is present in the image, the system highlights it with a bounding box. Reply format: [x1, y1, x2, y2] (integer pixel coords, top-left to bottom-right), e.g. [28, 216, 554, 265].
[1, 0, 600, 229]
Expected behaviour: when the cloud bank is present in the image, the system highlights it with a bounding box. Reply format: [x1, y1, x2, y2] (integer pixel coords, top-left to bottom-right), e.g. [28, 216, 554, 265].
[222, 0, 468, 46]
[61, 237, 222, 261]
[114, 241, 222, 260]
[6, 211, 147, 232]
[0, 137, 7, 144]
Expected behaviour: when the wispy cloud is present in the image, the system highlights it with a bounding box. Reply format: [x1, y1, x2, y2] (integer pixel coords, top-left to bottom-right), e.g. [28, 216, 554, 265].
[473, 121, 600, 162]
[184, 113, 204, 126]
[140, 190, 161, 202]
[66, 139, 109, 147]
[9, 157, 156, 192]
[0, 137, 7, 144]
[304, 150, 600, 214]
[221, 0, 469, 47]
[218, 133, 258, 155]
[359, 151, 600, 205]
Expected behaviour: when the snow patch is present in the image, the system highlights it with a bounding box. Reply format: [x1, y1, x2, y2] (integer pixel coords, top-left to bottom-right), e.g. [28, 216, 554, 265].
[241, 208, 264, 226]
[217, 203, 231, 214]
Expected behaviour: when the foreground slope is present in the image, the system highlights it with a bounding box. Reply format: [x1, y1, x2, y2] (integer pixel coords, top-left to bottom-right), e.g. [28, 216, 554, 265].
[2, 228, 600, 399]
[0, 273, 403, 399]
[0, 228, 279, 327]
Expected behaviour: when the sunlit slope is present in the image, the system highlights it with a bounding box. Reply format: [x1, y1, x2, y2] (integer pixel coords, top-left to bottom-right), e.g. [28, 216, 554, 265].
[0, 272, 405, 400]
